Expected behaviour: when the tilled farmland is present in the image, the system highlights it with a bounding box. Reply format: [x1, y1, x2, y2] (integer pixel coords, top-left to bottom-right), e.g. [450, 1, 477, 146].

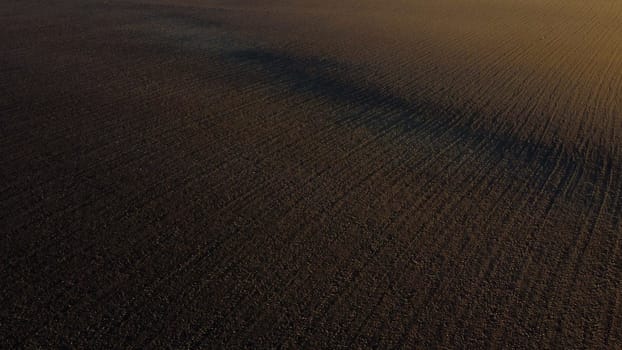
[2, 0, 622, 348]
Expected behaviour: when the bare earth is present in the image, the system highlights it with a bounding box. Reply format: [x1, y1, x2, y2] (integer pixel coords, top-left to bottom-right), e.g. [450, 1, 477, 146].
[2, 0, 622, 348]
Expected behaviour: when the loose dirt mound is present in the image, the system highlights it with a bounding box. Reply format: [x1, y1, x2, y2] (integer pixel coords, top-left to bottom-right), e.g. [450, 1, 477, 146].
[1, 0, 621, 348]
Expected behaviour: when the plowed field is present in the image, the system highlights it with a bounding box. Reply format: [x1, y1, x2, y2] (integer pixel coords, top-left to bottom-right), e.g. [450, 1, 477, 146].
[2, 0, 622, 348]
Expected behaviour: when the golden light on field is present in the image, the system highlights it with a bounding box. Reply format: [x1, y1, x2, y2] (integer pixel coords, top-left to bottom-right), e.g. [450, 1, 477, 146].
[2, 0, 621, 348]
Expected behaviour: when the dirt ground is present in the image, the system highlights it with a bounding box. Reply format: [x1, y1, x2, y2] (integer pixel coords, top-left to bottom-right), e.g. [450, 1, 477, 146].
[1, 0, 622, 348]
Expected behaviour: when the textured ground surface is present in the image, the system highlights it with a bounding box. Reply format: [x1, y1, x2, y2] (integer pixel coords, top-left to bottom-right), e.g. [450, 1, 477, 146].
[2, 0, 622, 348]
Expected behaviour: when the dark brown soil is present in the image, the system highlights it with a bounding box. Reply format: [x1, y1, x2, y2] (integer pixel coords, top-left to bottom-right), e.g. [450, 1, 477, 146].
[2, 0, 621, 348]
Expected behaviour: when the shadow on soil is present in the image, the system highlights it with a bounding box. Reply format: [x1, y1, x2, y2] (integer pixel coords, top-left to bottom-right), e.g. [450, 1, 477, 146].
[226, 48, 620, 203]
